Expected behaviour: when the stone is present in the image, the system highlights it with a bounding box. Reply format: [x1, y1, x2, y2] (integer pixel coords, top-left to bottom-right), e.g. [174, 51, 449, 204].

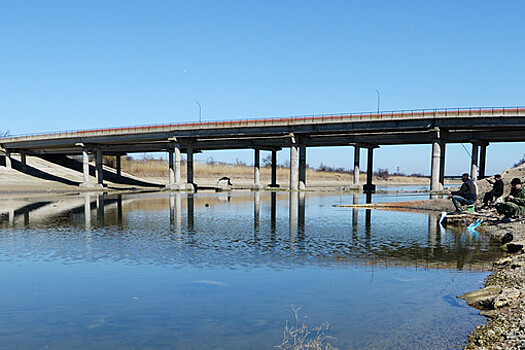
[459, 285, 502, 310]
[501, 240, 525, 253]
[494, 288, 521, 309]
[495, 257, 513, 266]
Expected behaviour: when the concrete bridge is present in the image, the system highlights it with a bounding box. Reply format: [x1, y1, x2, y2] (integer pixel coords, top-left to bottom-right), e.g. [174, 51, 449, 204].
[1, 106, 524, 191]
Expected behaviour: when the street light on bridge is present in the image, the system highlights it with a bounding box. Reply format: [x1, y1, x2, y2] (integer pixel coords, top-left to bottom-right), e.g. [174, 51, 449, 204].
[375, 89, 381, 113]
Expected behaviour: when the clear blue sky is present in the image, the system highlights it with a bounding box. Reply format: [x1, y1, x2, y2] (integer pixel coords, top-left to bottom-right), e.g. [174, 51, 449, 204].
[1, 1, 524, 175]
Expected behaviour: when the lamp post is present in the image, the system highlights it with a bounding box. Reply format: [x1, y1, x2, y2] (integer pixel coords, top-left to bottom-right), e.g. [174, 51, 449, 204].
[195, 101, 202, 123]
[375, 89, 380, 114]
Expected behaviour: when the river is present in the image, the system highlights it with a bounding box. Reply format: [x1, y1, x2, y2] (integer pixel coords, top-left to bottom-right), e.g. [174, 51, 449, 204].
[0, 190, 499, 349]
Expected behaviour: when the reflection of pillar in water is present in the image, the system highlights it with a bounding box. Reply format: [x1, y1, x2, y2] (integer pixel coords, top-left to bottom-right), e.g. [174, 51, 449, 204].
[97, 194, 105, 226]
[289, 192, 298, 241]
[270, 191, 277, 236]
[352, 194, 359, 239]
[84, 194, 91, 230]
[170, 192, 182, 233]
[169, 193, 175, 229]
[428, 213, 439, 256]
[187, 194, 194, 232]
[365, 192, 372, 204]
[254, 191, 260, 234]
[298, 192, 306, 235]
[365, 209, 371, 241]
[117, 194, 123, 227]
[8, 209, 14, 227]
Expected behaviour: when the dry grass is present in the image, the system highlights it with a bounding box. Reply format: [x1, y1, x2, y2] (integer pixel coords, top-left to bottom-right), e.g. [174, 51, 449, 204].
[276, 306, 338, 350]
[106, 157, 429, 186]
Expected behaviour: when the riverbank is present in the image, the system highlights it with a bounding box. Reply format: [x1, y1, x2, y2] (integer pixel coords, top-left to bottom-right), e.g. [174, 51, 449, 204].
[0, 154, 438, 194]
[461, 220, 525, 349]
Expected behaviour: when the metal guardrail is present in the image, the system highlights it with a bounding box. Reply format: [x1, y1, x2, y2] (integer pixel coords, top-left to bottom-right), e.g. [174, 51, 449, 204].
[2, 106, 525, 142]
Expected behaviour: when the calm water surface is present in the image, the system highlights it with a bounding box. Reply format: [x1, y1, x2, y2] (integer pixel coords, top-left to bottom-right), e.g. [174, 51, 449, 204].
[0, 191, 499, 349]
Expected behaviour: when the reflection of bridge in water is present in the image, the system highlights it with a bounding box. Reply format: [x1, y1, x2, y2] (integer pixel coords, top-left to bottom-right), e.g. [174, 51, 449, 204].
[0, 192, 499, 270]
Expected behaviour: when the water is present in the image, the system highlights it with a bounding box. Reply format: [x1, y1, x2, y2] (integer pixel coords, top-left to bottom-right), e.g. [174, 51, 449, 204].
[0, 191, 499, 349]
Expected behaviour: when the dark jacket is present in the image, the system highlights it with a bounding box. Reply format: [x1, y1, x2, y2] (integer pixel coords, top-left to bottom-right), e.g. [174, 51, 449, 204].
[488, 178, 504, 197]
[452, 179, 478, 201]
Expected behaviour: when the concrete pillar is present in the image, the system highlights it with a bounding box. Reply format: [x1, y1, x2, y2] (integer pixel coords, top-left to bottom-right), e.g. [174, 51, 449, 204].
[116, 155, 121, 177]
[290, 145, 299, 190]
[174, 145, 181, 184]
[439, 142, 446, 188]
[364, 147, 375, 193]
[168, 149, 175, 185]
[20, 152, 27, 171]
[270, 149, 278, 187]
[430, 140, 442, 191]
[5, 151, 11, 169]
[253, 149, 261, 189]
[186, 145, 194, 185]
[471, 143, 479, 180]
[8, 209, 14, 227]
[299, 145, 306, 189]
[479, 144, 487, 179]
[95, 149, 104, 185]
[97, 194, 105, 226]
[353, 146, 360, 185]
[82, 149, 90, 185]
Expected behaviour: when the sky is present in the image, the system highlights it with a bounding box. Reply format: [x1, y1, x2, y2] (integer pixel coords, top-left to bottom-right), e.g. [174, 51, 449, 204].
[1, 1, 524, 176]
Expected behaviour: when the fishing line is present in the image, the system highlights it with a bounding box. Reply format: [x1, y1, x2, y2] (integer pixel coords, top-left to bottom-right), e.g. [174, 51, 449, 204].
[460, 143, 471, 157]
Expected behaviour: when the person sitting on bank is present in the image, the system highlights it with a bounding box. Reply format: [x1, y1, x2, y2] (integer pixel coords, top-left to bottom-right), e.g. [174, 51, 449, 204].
[480, 174, 504, 208]
[448, 173, 478, 212]
[496, 178, 525, 219]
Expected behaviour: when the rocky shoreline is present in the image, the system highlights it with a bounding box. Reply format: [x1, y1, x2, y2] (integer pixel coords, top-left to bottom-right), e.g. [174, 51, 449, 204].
[460, 219, 525, 349]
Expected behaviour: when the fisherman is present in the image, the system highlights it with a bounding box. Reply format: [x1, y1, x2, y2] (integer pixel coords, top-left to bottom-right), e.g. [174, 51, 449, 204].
[448, 173, 478, 212]
[495, 178, 525, 219]
[480, 174, 504, 208]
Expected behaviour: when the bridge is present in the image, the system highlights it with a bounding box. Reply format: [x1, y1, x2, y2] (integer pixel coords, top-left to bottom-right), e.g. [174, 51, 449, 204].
[1, 106, 524, 191]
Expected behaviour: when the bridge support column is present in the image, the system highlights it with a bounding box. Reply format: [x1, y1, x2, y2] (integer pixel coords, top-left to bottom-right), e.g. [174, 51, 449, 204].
[364, 147, 376, 193]
[79, 149, 101, 188]
[166, 144, 189, 190]
[4, 151, 11, 169]
[252, 149, 263, 190]
[353, 146, 360, 185]
[116, 155, 121, 177]
[269, 149, 279, 188]
[430, 140, 443, 191]
[471, 143, 479, 180]
[439, 142, 446, 188]
[299, 145, 306, 190]
[186, 145, 195, 191]
[479, 143, 488, 179]
[95, 148, 104, 186]
[290, 145, 299, 191]
[20, 152, 27, 171]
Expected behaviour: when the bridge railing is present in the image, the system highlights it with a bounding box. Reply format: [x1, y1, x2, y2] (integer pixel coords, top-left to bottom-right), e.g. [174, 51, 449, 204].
[2, 106, 525, 142]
